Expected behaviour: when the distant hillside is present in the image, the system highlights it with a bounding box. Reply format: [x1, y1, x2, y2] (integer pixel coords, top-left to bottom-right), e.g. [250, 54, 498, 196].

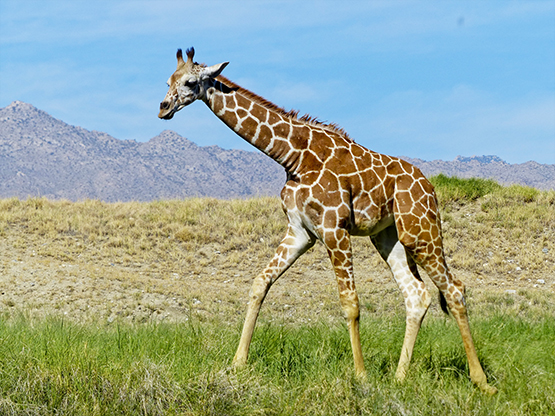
[0, 101, 284, 201]
[0, 101, 553, 202]
[402, 155, 555, 190]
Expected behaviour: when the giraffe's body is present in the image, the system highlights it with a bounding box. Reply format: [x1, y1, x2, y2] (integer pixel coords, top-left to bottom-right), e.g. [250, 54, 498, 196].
[159, 48, 496, 394]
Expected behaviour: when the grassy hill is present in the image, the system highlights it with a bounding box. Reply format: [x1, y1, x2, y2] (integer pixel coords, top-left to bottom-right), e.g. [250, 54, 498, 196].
[0, 177, 554, 415]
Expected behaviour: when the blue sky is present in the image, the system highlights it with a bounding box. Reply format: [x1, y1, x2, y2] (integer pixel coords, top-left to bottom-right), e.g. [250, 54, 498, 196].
[1, 1, 554, 164]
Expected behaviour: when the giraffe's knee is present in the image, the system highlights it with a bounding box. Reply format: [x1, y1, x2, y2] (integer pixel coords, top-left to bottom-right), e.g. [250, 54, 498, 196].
[339, 293, 360, 321]
[248, 275, 272, 304]
[404, 287, 431, 322]
[442, 278, 469, 315]
[417, 286, 432, 313]
[447, 276, 466, 300]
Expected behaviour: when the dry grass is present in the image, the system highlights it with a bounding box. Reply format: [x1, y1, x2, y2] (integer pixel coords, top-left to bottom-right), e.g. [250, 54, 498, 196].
[0, 180, 554, 326]
[438, 184, 555, 280]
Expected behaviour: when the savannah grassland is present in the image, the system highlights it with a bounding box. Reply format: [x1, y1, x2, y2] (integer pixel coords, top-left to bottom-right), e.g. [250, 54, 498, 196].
[0, 176, 554, 415]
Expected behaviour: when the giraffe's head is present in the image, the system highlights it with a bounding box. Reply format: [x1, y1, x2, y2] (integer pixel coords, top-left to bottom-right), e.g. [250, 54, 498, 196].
[158, 47, 229, 120]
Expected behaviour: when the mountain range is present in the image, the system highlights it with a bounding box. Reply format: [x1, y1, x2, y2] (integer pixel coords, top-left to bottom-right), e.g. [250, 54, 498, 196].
[1, 101, 553, 202]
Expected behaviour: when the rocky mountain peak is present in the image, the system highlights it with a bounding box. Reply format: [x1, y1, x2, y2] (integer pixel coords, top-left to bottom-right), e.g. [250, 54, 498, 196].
[1, 100, 55, 123]
[454, 155, 507, 164]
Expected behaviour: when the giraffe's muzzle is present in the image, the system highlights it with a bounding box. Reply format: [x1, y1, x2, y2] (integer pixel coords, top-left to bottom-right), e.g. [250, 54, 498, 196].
[158, 101, 175, 120]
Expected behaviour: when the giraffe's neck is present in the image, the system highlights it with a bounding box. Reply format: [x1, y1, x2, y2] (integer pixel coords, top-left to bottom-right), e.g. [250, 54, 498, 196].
[204, 77, 305, 173]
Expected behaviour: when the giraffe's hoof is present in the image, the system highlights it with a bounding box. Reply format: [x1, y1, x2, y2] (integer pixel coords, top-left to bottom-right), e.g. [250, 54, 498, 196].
[355, 370, 367, 380]
[232, 356, 247, 370]
[478, 382, 498, 395]
[394, 369, 407, 383]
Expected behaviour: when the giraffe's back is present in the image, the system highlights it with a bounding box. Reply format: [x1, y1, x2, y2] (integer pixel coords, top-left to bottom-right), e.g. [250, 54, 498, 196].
[321, 138, 436, 238]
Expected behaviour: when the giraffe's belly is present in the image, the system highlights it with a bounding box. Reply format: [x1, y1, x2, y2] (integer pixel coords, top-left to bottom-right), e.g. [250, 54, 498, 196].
[350, 214, 394, 237]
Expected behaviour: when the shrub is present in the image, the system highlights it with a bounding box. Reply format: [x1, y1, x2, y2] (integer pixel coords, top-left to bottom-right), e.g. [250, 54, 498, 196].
[429, 174, 502, 206]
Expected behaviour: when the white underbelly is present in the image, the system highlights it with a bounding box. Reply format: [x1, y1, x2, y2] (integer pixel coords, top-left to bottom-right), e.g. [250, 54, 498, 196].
[350, 214, 394, 237]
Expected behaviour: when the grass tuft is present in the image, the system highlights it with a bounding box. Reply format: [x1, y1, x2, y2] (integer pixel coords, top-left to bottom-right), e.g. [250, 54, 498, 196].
[429, 174, 502, 207]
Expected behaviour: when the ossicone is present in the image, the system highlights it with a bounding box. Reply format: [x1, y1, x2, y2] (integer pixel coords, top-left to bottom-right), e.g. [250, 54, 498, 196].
[176, 48, 185, 66]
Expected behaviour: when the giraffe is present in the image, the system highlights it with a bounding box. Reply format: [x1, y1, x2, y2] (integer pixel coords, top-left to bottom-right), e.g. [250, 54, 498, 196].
[158, 47, 497, 394]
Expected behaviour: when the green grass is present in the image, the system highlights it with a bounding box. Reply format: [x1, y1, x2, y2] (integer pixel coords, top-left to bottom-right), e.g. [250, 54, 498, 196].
[1, 312, 553, 415]
[430, 174, 502, 203]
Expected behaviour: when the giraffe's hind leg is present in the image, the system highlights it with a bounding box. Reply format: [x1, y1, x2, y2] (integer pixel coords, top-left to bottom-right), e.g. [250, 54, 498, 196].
[372, 225, 431, 381]
[398, 218, 497, 394]
[417, 254, 496, 394]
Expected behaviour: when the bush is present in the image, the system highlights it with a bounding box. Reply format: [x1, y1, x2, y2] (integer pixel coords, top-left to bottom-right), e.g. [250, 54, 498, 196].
[429, 174, 502, 207]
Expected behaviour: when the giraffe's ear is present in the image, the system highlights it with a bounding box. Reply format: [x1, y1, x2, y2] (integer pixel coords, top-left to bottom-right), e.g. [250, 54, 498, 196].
[201, 62, 229, 80]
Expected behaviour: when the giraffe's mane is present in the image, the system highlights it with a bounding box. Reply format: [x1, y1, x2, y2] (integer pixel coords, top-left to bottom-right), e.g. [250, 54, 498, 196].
[215, 75, 353, 142]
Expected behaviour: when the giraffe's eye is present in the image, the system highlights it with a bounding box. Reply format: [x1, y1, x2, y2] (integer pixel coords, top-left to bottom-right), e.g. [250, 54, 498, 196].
[184, 79, 196, 88]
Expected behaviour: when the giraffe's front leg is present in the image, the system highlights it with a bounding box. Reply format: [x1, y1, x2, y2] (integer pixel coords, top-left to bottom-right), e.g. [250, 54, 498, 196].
[324, 229, 366, 378]
[233, 224, 315, 368]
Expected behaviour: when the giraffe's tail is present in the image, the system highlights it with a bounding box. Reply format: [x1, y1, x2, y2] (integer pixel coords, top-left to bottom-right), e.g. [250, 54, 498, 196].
[439, 292, 449, 315]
